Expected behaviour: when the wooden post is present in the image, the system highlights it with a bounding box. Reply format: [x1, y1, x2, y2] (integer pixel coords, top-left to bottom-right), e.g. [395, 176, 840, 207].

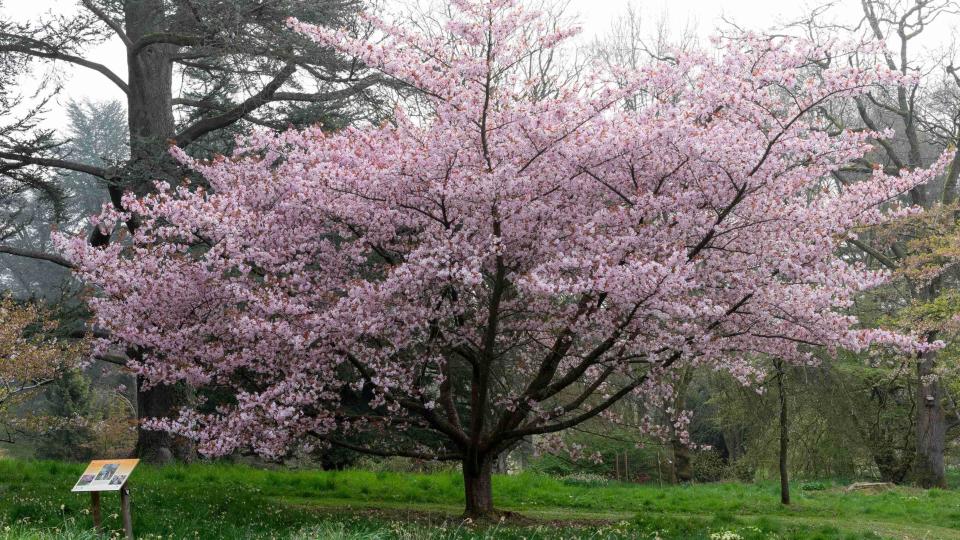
[656, 450, 663, 487]
[90, 492, 102, 532]
[120, 484, 133, 539]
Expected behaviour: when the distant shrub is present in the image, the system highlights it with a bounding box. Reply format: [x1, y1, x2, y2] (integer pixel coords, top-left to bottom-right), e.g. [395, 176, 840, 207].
[559, 473, 610, 486]
[526, 428, 668, 483]
[692, 450, 726, 483]
[725, 459, 755, 483]
[353, 456, 457, 474]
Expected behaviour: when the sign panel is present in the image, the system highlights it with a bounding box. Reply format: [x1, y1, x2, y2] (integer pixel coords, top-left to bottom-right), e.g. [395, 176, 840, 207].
[72, 459, 139, 492]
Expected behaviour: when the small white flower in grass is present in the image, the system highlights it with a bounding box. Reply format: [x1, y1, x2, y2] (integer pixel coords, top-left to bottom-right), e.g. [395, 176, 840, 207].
[710, 532, 743, 540]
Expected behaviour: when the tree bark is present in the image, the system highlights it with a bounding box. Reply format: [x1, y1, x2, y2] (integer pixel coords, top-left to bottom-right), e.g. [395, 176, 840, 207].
[671, 439, 692, 483]
[912, 346, 947, 488]
[775, 360, 790, 505]
[124, 0, 178, 194]
[133, 376, 193, 464]
[670, 367, 693, 483]
[911, 274, 946, 489]
[463, 457, 495, 519]
[117, 2, 193, 464]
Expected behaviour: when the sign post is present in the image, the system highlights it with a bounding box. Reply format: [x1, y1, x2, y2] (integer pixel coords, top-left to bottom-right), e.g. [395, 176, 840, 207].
[71, 459, 139, 539]
[90, 491, 102, 532]
[120, 485, 133, 539]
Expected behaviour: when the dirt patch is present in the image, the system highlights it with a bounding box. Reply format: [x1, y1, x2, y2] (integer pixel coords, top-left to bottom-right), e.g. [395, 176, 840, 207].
[845, 482, 897, 493]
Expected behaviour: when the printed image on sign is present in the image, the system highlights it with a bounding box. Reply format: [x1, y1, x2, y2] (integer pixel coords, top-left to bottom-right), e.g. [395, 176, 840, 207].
[72, 459, 139, 492]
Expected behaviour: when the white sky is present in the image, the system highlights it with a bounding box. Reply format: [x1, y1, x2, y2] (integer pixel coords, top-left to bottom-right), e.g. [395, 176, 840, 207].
[0, 0, 951, 129]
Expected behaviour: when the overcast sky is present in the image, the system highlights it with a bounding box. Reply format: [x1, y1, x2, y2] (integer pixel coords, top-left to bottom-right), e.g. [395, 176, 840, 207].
[0, 0, 948, 127]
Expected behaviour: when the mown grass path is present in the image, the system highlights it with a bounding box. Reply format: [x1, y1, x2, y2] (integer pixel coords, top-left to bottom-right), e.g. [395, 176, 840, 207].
[278, 496, 960, 540]
[2, 460, 960, 539]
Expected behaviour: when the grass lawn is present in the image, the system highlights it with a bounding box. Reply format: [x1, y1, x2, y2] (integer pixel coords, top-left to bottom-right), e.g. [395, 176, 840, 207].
[1, 460, 959, 539]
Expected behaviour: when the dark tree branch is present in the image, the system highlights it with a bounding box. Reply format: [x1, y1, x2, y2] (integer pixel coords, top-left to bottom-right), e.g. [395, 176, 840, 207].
[131, 33, 203, 56]
[80, 0, 133, 48]
[0, 151, 113, 179]
[0, 245, 75, 269]
[846, 237, 899, 270]
[270, 74, 384, 103]
[0, 379, 55, 406]
[173, 63, 297, 148]
[94, 352, 129, 366]
[314, 433, 462, 461]
[0, 45, 129, 94]
[341, 351, 469, 446]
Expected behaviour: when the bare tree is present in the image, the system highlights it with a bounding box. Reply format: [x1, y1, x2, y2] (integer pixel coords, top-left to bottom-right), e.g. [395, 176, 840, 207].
[590, 2, 698, 111]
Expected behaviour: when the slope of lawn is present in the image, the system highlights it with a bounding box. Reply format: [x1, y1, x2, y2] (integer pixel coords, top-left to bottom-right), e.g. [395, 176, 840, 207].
[1, 459, 959, 539]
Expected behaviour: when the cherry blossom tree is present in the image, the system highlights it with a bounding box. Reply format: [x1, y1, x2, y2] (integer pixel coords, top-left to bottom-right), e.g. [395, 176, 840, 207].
[60, 0, 950, 517]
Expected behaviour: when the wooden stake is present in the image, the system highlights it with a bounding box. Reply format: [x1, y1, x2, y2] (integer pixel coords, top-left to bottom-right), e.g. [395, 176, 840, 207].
[656, 450, 663, 487]
[90, 492, 102, 532]
[120, 484, 133, 539]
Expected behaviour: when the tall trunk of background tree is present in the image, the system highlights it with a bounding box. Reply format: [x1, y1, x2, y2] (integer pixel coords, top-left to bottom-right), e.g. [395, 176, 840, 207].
[670, 367, 693, 483]
[911, 276, 946, 488]
[913, 342, 947, 488]
[515, 437, 533, 471]
[463, 456, 495, 519]
[125, 0, 176, 193]
[121, 1, 192, 464]
[492, 450, 510, 474]
[775, 360, 790, 505]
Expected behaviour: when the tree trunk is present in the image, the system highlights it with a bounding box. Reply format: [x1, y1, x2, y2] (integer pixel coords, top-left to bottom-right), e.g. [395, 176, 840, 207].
[912, 347, 947, 488]
[670, 439, 692, 483]
[122, 2, 192, 464]
[516, 437, 533, 471]
[125, 0, 178, 193]
[776, 360, 790, 505]
[463, 457, 495, 519]
[670, 366, 694, 483]
[133, 376, 194, 463]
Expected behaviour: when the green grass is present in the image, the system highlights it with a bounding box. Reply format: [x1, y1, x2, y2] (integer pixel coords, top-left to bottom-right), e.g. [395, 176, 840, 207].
[1, 460, 958, 539]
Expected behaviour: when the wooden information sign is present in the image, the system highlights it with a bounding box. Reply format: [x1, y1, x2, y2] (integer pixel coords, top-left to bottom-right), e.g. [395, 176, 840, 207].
[72, 459, 139, 539]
